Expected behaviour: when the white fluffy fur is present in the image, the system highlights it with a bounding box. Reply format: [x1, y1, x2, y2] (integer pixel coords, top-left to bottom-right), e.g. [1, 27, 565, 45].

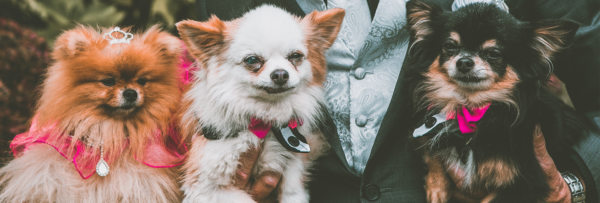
[180, 5, 330, 203]
[229, 6, 310, 93]
[0, 145, 181, 203]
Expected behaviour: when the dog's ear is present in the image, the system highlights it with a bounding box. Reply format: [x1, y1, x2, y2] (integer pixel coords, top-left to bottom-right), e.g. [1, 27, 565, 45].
[302, 8, 345, 50]
[406, 0, 443, 42]
[140, 25, 182, 64]
[53, 25, 97, 60]
[530, 19, 579, 62]
[176, 17, 226, 59]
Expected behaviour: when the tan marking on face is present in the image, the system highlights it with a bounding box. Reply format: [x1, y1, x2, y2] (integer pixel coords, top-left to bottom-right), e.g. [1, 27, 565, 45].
[420, 57, 520, 112]
[473, 56, 496, 79]
[445, 53, 493, 82]
[450, 32, 460, 44]
[482, 39, 497, 49]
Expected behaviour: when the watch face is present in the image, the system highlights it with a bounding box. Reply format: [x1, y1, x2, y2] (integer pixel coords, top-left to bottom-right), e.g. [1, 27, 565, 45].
[273, 126, 310, 153]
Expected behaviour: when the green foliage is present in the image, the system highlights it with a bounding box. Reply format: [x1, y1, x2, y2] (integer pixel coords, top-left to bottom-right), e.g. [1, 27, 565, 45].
[0, 18, 49, 145]
[0, 0, 196, 45]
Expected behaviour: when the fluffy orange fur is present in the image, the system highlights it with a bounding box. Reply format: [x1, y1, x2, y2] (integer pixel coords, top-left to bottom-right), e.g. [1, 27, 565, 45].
[176, 18, 237, 68]
[301, 8, 345, 86]
[0, 25, 184, 202]
[35, 25, 182, 159]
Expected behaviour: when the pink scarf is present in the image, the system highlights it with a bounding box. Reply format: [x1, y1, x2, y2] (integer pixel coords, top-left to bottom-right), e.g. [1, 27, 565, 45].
[446, 103, 491, 134]
[248, 118, 303, 138]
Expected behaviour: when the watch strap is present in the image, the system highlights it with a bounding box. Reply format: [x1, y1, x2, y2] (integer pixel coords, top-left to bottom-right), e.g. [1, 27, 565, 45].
[561, 171, 586, 203]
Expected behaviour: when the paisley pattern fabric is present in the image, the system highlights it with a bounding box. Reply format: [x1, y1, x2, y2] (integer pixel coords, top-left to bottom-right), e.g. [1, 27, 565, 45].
[297, 0, 410, 175]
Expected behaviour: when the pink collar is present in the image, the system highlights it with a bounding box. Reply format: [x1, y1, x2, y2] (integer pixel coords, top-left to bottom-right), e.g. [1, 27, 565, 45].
[446, 103, 491, 134]
[10, 118, 187, 179]
[248, 117, 303, 138]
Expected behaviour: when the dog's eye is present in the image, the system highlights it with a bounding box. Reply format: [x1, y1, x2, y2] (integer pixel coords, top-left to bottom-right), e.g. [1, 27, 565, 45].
[443, 42, 458, 52]
[101, 78, 116, 86]
[137, 78, 147, 86]
[244, 56, 261, 65]
[486, 49, 502, 59]
[289, 52, 303, 60]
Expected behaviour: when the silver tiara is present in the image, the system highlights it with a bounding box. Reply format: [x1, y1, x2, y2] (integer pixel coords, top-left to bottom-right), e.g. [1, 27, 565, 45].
[104, 27, 133, 45]
[452, 0, 509, 12]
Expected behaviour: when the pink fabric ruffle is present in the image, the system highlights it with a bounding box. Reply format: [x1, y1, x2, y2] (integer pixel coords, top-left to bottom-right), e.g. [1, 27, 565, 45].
[10, 118, 187, 179]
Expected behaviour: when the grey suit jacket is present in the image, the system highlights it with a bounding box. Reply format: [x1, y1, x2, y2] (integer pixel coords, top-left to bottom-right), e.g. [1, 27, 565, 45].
[195, 0, 600, 202]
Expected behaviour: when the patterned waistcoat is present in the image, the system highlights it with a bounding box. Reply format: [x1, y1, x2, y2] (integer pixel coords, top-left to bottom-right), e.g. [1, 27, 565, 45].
[297, 0, 410, 175]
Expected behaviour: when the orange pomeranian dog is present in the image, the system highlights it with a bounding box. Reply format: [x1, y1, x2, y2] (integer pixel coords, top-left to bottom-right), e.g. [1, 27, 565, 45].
[0, 25, 188, 203]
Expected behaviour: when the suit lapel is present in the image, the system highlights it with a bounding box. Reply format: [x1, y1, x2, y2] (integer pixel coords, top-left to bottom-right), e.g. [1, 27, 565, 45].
[320, 105, 354, 172]
[367, 52, 411, 161]
[366, 0, 454, 162]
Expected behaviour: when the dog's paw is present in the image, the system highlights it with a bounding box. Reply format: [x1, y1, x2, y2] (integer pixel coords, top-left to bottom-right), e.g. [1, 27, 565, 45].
[426, 187, 450, 203]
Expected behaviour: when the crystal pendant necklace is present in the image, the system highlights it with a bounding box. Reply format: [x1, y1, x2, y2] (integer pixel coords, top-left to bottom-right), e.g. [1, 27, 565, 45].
[95, 140, 110, 177]
[94, 26, 133, 177]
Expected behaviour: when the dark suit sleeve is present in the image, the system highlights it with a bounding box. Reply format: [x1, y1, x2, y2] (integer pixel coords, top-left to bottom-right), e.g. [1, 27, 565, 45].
[529, 1, 600, 201]
[195, 0, 208, 21]
[507, 0, 600, 113]
[507, 0, 600, 201]
[572, 112, 600, 203]
[536, 0, 600, 114]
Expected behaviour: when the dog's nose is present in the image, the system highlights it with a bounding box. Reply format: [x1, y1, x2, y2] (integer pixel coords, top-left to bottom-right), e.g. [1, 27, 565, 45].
[456, 58, 475, 73]
[270, 69, 289, 85]
[123, 89, 138, 102]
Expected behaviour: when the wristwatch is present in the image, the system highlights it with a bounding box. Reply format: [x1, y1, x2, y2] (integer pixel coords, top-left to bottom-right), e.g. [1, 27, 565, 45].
[561, 171, 585, 203]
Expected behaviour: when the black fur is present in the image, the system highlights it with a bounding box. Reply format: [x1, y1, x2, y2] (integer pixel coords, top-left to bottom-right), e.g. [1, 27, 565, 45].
[201, 125, 239, 140]
[404, 1, 595, 202]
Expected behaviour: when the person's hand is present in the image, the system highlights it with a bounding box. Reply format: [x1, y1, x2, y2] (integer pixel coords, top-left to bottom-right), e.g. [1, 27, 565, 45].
[235, 146, 282, 203]
[449, 125, 576, 203]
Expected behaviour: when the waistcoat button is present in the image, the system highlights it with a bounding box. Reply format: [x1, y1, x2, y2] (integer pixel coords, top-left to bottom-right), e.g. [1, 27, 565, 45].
[354, 67, 366, 80]
[356, 115, 368, 127]
[363, 184, 380, 201]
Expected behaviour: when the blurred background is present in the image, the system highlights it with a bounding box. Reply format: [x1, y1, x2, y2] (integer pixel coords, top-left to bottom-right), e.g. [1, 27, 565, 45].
[0, 0, 196, 157]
